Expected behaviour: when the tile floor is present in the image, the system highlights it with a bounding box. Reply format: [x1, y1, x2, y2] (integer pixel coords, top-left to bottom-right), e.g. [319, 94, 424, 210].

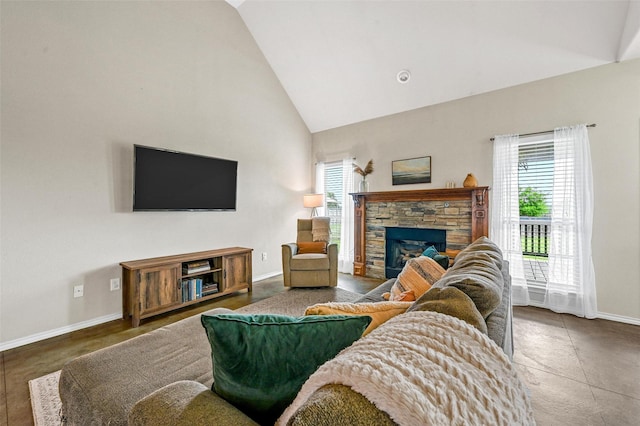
[513, 306, 640, 425]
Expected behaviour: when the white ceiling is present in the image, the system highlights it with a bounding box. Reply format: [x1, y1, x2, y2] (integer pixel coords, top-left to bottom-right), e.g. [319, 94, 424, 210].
[230, 1, 640, 133]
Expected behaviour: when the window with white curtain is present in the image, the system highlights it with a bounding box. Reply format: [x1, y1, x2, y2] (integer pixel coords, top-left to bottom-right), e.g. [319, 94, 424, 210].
[518, 137, 553, 289]
[491, 124, 597, 318]
[316, 159, 355, 274]
[323, 161, 343, 246]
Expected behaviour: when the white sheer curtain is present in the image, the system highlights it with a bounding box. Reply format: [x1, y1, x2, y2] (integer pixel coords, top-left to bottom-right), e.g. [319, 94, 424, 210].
[491, 134, 530, 305]
[315, 159, 355, 274]
[545, 125, 597, 318]
[338, 158, 355, 273]
[314, 162, 325, 217]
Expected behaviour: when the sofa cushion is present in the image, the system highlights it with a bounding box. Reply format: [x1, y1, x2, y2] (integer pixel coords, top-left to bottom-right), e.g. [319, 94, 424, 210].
[290, 253, 330, 270]
[433, 252, 504, 318]
[304, 301, 411, 336]
[200, 313, 371, 425]
[452, 236, 503, 270]
[356, 279, 395, 303]
[407, 287, 488, 334]
[487, 261, 513, 358]
[286, 384, 396, 426]
[297, 241, 327, 254]
[129, 380, 259, 426]
[387, 256, 445, 301]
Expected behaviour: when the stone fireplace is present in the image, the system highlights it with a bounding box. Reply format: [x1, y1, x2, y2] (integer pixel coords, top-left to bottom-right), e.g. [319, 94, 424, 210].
[385, 227, 446, 278]
[350, 187, 489, 278]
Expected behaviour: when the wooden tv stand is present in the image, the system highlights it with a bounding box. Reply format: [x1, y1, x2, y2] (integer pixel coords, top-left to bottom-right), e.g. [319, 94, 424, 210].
[120, 247, 252, 327]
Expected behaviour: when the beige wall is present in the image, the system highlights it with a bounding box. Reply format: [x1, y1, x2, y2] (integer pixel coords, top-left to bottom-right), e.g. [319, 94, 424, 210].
[313, 59, 640, 322]
[0, 1, 311, 347]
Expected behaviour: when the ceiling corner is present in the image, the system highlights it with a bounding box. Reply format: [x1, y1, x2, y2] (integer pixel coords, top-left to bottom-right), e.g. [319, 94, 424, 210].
[225, 0, 246, 9]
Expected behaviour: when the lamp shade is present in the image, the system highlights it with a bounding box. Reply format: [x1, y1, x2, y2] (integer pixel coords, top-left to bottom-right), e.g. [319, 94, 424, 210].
[303, 193, 324, 208]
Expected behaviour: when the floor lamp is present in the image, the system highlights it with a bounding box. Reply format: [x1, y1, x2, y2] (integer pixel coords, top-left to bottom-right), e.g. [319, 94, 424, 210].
[303, 193, 324, 217]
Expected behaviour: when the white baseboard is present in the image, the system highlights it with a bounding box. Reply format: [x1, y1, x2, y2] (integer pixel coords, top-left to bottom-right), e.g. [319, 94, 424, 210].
[0, 313, 123, 352]
[0, 272, 285, 352]
[252, 271, 282, 282]
[522, 286, 640, 326]
[596, 311, 640, 326]
[524, 302, 640, 326]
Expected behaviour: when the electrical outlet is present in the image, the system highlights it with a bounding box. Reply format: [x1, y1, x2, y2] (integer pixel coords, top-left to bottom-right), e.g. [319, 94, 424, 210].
[73, 285, 84, 298]
[110, 278, 121, 291]
[261, 252, 267, 261]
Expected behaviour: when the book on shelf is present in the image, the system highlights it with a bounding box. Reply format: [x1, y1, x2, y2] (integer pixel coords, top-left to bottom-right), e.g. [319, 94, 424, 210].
[181, 278, 204, 302]
[183, 260, 211, 274]
[181, 279, 190, 302]
[202, 282, 219, 296]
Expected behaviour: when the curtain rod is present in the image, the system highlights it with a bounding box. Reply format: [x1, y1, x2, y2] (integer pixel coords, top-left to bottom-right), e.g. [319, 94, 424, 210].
[489, 123, 596, 141]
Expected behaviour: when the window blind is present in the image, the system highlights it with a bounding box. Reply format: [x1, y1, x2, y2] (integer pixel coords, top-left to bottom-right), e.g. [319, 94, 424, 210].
[519, 140, 554, 210]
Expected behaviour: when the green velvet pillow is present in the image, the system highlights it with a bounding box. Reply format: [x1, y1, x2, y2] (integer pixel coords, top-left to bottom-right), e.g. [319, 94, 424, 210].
[421, 245, 450, 270]
[433, 254, 450, 270]
[200, 313, 371, 425]
[422, 245, 439, 258]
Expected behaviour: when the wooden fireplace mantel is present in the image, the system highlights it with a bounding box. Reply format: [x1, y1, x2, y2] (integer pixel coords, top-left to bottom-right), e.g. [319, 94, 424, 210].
[349, 187, 490, 276]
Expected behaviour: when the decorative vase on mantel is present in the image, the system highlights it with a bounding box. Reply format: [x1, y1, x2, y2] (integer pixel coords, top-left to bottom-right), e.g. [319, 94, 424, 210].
[354, 159, 374, 192]
[359, 178, 369, 193]
[463, 173, 478, 188]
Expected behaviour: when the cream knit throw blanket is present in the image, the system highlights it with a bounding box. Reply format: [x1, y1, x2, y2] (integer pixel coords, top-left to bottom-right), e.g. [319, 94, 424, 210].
[278, 311, 535, 426]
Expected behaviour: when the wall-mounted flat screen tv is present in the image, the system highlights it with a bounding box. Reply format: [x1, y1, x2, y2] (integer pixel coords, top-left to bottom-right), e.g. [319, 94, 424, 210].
[133, 145, 237, 211]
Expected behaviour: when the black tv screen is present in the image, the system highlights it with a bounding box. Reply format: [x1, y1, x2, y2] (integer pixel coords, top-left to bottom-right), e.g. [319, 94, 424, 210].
[133, 145, 237, 211]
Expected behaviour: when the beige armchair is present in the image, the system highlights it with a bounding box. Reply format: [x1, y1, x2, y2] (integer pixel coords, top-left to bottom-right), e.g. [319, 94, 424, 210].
[282, 217, 338, 287]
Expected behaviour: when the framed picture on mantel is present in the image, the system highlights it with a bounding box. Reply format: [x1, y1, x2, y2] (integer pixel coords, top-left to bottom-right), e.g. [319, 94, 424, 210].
[392, 156, 431, 185]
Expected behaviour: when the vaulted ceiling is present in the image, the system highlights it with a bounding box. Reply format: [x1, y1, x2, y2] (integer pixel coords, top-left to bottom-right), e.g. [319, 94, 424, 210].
[229, 1, 640, 133]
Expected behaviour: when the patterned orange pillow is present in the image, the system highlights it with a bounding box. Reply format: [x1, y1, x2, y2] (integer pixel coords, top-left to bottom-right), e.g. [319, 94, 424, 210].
[388, 256, 445, 301]
[297, 241, 327, 254]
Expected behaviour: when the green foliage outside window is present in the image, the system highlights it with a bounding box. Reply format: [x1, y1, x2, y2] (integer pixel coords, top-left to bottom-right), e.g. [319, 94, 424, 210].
[519, 187, 549, 217]
[326, 192, 339, 208]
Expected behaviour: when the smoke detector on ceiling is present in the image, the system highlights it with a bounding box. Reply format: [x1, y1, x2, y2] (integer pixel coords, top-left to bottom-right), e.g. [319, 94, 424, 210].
[396, 69, 411, 84]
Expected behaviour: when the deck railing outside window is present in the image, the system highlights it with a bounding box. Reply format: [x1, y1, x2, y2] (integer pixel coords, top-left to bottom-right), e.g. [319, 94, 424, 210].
[327, 204, 342, 247]
[520, 217, 550, 286]
[520, 217, 551, 257]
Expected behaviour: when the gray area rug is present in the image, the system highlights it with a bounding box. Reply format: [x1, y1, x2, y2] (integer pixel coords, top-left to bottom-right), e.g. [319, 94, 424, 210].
[29, 287, 360, 425]
[236, 287, 360, 315]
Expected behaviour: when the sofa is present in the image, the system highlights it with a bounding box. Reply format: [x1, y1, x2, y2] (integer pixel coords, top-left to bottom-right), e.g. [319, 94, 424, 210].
[59, 237, 528, 425]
